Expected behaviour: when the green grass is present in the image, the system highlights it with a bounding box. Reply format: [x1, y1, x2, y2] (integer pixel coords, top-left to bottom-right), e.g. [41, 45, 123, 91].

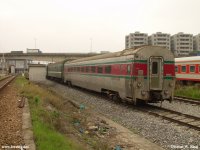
[31, 106, 80, 150]
[15, 76, 84, 150]
[33, 120, 76, 150]
[175, 85, 200, 100]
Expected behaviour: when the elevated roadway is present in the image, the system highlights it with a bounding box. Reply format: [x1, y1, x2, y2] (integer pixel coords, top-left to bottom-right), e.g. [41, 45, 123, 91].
[0, 52, 98, 62]
[0, 52, 99, 73]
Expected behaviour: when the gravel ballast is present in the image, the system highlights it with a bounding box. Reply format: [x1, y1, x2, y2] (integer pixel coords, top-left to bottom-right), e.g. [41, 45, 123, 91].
[43, 80, 200, 150]
[0, 81, 24, 147]
[152, 101, 200, 118]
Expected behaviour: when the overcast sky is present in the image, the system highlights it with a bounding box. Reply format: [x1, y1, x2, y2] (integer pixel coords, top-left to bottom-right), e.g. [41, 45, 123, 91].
[0, 0, 200, 53]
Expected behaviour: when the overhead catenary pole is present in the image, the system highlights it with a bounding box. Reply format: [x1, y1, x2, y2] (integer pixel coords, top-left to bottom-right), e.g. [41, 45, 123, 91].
[1, 53, 5, 74]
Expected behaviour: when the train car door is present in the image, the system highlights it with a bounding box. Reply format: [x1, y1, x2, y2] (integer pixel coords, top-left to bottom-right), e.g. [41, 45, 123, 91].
[149, 57, 163, 90]
[125, 63, 133, 99]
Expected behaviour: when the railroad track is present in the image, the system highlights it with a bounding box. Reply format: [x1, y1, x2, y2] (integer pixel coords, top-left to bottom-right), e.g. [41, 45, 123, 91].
[139, 104, 200, 131]
[67, 86, 200, 131]
[49, 80, 200, 131]
[0, 75, 16, 91]
[174, 96, 200, 105]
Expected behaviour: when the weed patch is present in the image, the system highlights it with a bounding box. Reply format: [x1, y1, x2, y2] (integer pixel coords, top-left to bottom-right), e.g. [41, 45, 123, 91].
[15, 76, 84, 150]
[14, 76, 112, 150]
[175, 85, 200, 100]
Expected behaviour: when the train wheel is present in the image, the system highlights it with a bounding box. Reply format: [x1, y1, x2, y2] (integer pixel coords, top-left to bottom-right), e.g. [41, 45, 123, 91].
[108, 94, 113, 100]
[68, 81, 73, 87]
[112, 94, 120, 102]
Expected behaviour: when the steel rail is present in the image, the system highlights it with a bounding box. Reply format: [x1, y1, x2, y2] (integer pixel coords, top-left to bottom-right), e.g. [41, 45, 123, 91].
[0, 76, 16, 91]
[174, 96, 200, 105]
[139, 105, 200, 131]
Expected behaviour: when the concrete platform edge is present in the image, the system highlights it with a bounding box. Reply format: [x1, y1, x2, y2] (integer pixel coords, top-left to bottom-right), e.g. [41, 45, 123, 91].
[22, 99, 36, 150]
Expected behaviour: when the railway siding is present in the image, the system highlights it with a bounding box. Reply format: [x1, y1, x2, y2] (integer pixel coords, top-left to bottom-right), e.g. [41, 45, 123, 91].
[174, 96, 200, 105]
[141, 105, 200, 131]
[0, 76, 24, 148]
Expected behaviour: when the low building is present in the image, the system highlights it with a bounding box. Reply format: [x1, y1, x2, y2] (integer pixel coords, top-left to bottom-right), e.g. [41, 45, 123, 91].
[28, 64, 47, 82]
[11, 51, 23, 54]
[27, 49, 42, 54]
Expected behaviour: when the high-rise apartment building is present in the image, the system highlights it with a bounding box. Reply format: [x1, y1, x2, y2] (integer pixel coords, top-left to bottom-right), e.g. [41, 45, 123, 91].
[171, 32, 193, 56]
[148, 32, 170, 50]
[193, 34, 200, 51]
[125, 32, 148, 49]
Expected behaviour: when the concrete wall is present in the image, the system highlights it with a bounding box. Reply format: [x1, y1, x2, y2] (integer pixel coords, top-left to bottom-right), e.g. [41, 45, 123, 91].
[29, 65, 47, 82]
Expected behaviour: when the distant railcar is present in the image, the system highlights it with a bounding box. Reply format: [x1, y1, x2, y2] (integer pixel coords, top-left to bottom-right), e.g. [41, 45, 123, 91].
[46, 60, 68, 82]
[175, 56, 200, 83]
[61, 46, 175, 104]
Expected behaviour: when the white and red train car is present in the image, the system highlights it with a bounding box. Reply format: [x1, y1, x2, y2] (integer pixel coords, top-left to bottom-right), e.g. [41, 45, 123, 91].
[175, 56, 200, 83]
[62, 46, 175, 104]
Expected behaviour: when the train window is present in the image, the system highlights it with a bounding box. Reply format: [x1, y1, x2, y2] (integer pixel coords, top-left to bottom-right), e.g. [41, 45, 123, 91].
[77, 67, 80, 72]
[127, 65, 131, 74]
[97, 66, 103, 73]
[152, 62, 158, 74]
[190, 65, 195, 73]
[81, 67, 84, 72]
[105, 65, 111, 74]
[175, 66, 178, 72]
[181, 66, 186, 72]
[91, 66, 96, 73]
[86, 66, 90, 72]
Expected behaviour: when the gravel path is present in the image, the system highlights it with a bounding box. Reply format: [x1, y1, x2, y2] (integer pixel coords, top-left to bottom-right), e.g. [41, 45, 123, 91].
[44, 80, 200, 150]
[0, 81, 24, 148]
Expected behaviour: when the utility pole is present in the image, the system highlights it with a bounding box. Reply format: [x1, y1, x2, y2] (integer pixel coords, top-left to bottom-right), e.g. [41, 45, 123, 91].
[1, 53, 5, 74]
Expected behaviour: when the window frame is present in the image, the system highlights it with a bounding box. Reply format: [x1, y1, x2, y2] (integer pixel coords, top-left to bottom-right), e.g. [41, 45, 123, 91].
[97, 66, 103, 73]
[105, 65, 111, 74]
[91, 66, 96, 73]
[181, 65, 186, 73]
[152, 61, 158, 75]
[189, 65, 195, 73]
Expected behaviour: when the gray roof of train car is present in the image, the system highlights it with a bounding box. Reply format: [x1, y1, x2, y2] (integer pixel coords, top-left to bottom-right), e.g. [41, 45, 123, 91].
[66, 46, 169, 64]
[47, 59, 69, 66]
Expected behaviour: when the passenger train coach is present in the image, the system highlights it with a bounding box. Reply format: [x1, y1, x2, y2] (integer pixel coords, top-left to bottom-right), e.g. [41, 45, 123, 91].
[47, 46, 175, 105]
[175, 56, 200, 83]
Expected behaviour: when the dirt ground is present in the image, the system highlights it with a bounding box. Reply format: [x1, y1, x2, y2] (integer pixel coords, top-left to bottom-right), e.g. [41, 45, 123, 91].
[0, 82, 24, 148]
